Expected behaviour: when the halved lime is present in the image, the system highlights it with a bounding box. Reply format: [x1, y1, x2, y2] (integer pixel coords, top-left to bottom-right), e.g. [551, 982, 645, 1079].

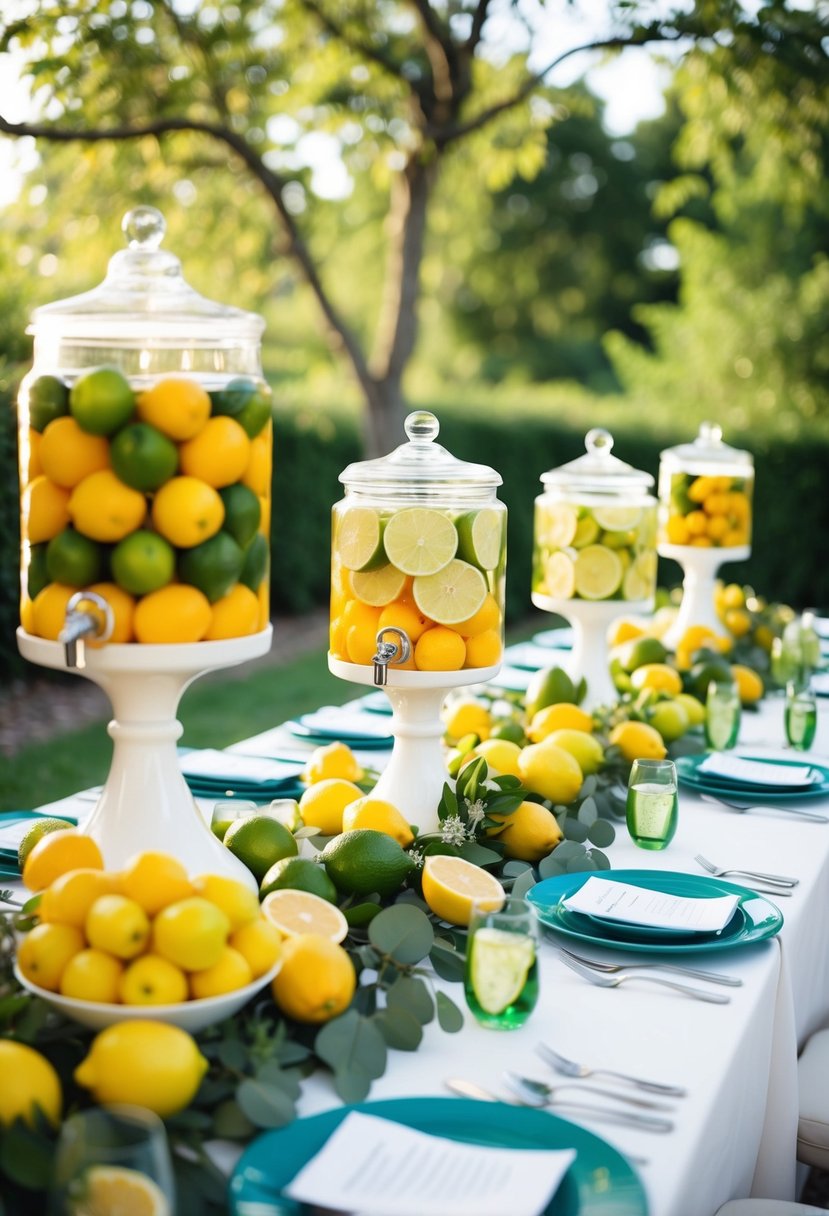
[470, 927, 535, 1015]
[536, 503, 577, 548]
[543, 551, 576, 599]
[336, 506, 386, 572]
[350, 563, 407, 607]
[574, 544, 623, 600]
[455, 508, 502, 571]
[572, 514, 600, 548]
[622, 551, 658, 602]
[593, 506, 643, 531]
[413, 559, 486, 625]
[383, 507, 457, 576]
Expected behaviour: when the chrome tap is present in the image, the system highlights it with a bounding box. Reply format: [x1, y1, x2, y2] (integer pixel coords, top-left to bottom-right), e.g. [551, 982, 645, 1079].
[58, 590, 114, 669]
[372, 627, 412, 686]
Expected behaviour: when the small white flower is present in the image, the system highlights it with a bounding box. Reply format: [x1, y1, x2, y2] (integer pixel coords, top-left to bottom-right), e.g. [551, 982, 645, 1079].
[464, 798, 487, 832]
[440, 815, 468, 846]
[408, 847, 425, 869]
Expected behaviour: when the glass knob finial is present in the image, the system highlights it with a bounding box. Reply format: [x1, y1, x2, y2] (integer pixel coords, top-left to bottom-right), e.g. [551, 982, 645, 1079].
[122, 206, 166, 250]
[585, 427, 613, 457]
[698, 421, 723, 445]
[404, 411, 439, 444]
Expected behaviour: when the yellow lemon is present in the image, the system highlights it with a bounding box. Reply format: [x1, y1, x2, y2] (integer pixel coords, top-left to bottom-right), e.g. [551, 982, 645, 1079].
[0, 1041, 61, 1127]
[59, 948, 124, 1003]
[299, 778, 363, 835]
[377, 597, 431, 644]
[86, 581, 136, 643]
[119, 851, 193, 916]
[192, 874, 260, 932]
[453, 592, 501, 638]
[151, 476, 224, 548]
[420, 855, 505, 927]
[179, 416, 251, 488]
[23, 475, 72, 544]
[23, 830, 104, 892]
[119, 954, 189, 1006]
[543, 728, 605, 776]
[38, 867, 118, 929]
[68, 469, 147, 542]
[414, 625, 466, 671]
[487, 800, 563, 862]
[240, 427, 272, 497]
[676, 692, 706, 726]
[38, 416, 110, 488]
[527, 703, 594, 741]
[630, 663, 683, 696]
[608, 720, 667, 762]
[74, 1021, 209, 1118]
[17, 922, 85, 991]
[86, 894, 151, 960]
[607, 617, 648, 646]
[29, 582, 76, 641]
[442, 698, 492, 744]
[189, 945, 253, 999]
[731, 664, 764, 705]
[271, 933, 355, 1023]
[137, 377, 211, 440]
[152, 897, 230, 971]
[229, 918, 283, 978]
[465, 630, 503, 668]
[133, 584, 212, 644]
[341, 796, 414, 847]
[303, 741, 364, 785]
[342, 599, 383, 665]
[517, 742, 583, 805]
[473, 738, 523, 778]
[26, 427, 42, 479]
[204, 583, 260, 640]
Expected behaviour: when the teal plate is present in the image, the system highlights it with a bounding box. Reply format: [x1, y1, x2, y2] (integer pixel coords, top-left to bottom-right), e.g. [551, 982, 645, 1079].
[527, 870, 783, 954]
[675, 754, 829, 801]
[285, 721, 393, 749]
[228, 1097, 647, 1215]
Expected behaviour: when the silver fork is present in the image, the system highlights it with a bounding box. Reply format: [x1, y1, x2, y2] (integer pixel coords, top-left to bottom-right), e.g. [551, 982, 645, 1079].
[560, 953, 731, 1004]
[558, 944, 743, 988]
[502, 1073, 674, 1133]
[700, 793, 829, 824]
[536, 1043, 687, 1098]
[694, 852, 799, 888]
[503, 1072, 673, 1111]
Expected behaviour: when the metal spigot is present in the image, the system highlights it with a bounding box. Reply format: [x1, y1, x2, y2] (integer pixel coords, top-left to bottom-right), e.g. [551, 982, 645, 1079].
[58, 590, 114, 669]
[372, 627, 412, 686]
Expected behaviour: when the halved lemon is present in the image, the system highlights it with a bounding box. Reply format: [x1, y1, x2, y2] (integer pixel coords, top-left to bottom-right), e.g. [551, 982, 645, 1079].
[383, 507, 457, 576]
[413, 559, 487, 625]
[455, 508, 502, 571]
[470, 927, 536, 1015]
[421, 855, 505, 926]
[536, 502, 577, 548]
[350, 564, 407, 607]
[572, 514, 600, 548]
[543, 551, 576, 600]
[336, 507, 385, 572]
[75, 1165, 170, 1216]
[592, 506, 643, 531]
[574, 544, 623, 600]
[261, 889, 348, 943]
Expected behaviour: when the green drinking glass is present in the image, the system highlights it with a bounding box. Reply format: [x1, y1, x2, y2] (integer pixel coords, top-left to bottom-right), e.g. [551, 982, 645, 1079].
[785, 681, 817, 751]
[464, 897, 539, 1030]
[626, 757, 678, 850]
[705, 679, 741, 750]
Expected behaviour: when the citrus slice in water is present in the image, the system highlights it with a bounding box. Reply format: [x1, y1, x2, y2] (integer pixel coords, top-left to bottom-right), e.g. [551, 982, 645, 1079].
[77, 1165, 170, 1216]
[413, 559, 487, 625]
[470, 927, 535, 1015]
[574, 544, 623, 600]
[543, 551, 576, 600]
[261, 889, 348, 943]
[572, 514, 600, 548]
[421, 855, 505, 926]
[536, 502, 578, 548]
[622, 551, 657, 602]
[350, 563, 407, 607]
[593, 506, 643, 532]
[336, 507, 385, 572]
[383, 507, 457, 576]
[455, 508, 502, 571]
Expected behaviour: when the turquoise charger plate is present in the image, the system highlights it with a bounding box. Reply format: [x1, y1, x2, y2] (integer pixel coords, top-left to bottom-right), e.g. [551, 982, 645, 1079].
[675, 754, 829, 801]
[527, 870, 783, 954]
[228, 1097, 647, 1215]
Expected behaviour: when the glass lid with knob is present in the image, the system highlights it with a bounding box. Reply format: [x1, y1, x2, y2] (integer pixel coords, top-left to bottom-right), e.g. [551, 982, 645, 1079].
[331, 411, 507, 673]
[658, 422, 754, 551]
[532, 428, 657, 606]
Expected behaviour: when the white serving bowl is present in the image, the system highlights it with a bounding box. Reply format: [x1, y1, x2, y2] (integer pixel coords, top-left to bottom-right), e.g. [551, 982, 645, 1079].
[14, 959, 281, 1033]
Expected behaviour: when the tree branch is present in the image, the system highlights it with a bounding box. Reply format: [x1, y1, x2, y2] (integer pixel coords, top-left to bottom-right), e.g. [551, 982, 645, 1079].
[297, 0, 411, 87]
[465, 0, 492, 56]
[408, 0, 455, 107]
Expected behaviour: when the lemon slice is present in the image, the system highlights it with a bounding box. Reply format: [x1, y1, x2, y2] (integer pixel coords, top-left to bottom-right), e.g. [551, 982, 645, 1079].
[572, 514, 600, 548]
[536, 503, 577, 548]
[413, 559, 487, 625]
[75, 1165, 170, 1216]
[350, 564, 407, 607]
[622, 551, 658, 602]
[470, 927, 536, 1015]
[574, 544, 623, 600]
[543, 551, 576, 599]
[336, 507, 385, 571]
[261, 889, 348, 943]
[455, 508, 503, 571]
[383, 507, 458, 576]
[421, 855, 505, 926]
[592, 506, 643, 531]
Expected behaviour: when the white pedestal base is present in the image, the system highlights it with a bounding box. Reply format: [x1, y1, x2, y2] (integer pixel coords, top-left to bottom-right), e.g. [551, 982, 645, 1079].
[658, 544, 750, 650]
[329, 656, 500, 834]
[17, 628, 273, 891]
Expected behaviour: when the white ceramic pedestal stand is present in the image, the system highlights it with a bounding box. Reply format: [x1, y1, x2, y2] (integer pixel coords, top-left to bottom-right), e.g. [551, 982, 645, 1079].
[658, 544, 750, 651]
[328, 656, 500, 834]
[531, 594, 652, 710]
[17, 627, 273, 892]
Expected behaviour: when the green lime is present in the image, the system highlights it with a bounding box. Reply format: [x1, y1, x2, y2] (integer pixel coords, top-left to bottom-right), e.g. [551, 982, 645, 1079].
[110, 422, 179, 491]
[321, 829, 415, 898]
[111, 530, 176, 595]
[224, 815, 298, 883]
[239, 532, 269, 592]
[45, 527, 105, 587]
[524, 666, 579, 719]
[413, 559, 487, 625]
[18, 817, 74, 870]
[235, 384, 272, 438]
[27, 544, 50, 600]
[336, 506, 386, 572]
[383, 507, 457, 576]
[209, 377, 258, 418]
[455, 508, 502, 572]
[69, 367, 135, 436]
[260, 856, 338, 903]
[615, 635, 669, 674]
[178, 530, 244, 602]
[687, 655, 734, 700]
[648, 699, 690, 743]
[27, 374, 69, 433]
[490, 720, 527, 745]
[573, 544, 623, 600]
[470, 927, 535, 1014]
[219, 483, 261, 549]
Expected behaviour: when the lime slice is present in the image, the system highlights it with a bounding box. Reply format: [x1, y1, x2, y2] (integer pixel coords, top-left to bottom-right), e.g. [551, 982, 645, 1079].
[413, 559, 487, 625]
[383, 507, 458, 576]
[455, 508, 502, 571]
[572, 514, 600, 548]
[337, 507, 386, 571]
[536, 503, 578, 548]
[471, 927, 535, 1015]
[574, 544, 623, 600]
[543, 551, 576, 599]
[350, 563, 407, 607]
[622, 551, 658, 601]
[593, 506, 643, 531]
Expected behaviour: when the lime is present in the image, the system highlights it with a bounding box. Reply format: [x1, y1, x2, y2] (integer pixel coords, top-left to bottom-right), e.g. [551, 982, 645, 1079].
[572, 514, 600, 548]
[45, 527, 105, 588]
[543, 551, 576, 599]
[27, 374, 69, 433]
[490, 720, 527, 745]
[260, 856, 338, 904]
[383, 507, 457, 576]
[235, 384, 272, 438]
[179, 531, 244, 603]
[524, 665, 579, 718]
[573, 544, 623, 600]
[350, 564, 407, 608]
[18, 817, 74, 871]
[648, 700, 690, 743]
[69, 367, 135, 436]
[470, 927, 535, 1014]
[615, 635, 669, 673]
[110, 422, 179, 491]
[455, 508, 502, 571]
[239, 532, 269, 591]
[593, 506, 643, 531]
[321, 829, 415, 898]
[336, 506, 386, 572]
[209, 377, 258, 418]
[111, 530, 176, 596]
[27, 544, 50, 600]
[623, 552, 657, 602]
[536, 503, 577, 548]
[224, 815, 298, 883]
[413, 559, 486, 625]
[218, 483, 261, 549]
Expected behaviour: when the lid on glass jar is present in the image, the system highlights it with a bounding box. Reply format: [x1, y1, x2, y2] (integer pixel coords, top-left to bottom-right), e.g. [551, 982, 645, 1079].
[339, 411, 502, 499]
[540, 428, 653, 497]
[660, 422, 754, 472]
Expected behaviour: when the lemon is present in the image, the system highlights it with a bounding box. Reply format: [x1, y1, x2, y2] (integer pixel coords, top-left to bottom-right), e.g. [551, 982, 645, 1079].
[39, 415, 110, 488]
[229, 918, 283, 978]
[260, 857, 339, 904]
[303, 741, 364, 785]
[543, 729, 605, 776]
[676, 692, 706, 726]
[517, 742, 583, 805]
[133, 584, 212, 644]
[593, 505, 642, 531]
[86, 894, 151, 960]
[70, 366, 135, 436]
[111, 530, 176, 596]
[487, 800, 563, 862]
[59, 948, 124, 1003]
[527, 703, 594, 741]
[0, 1041, 62, 1127]
[74, 1021, 209, 1117]
[76, 1165, 170, 1216]
[383, 507, 458, 576]
[623, 552, 658, 602]
[455, 507, 503, 571]
[731, 664, 764, 705]
[376, 597, 432, 646]
[542, 551, 576, 599]
[443, 698, 492, 744]
[240, 427, 273, 496]
[607, 617, 648, 647]
[572, 514, 601, 548]
[38, 868, 117, 929]
[118, 852, 192, 916]
[630, 663, 683, 696]
[180, 416, 251, 488]
[413, 559, 487, 626]
[23, 829, 104, 892]
[271, 933, 356, 1023]
[23, 475, 72, 544]
[152, 897, 230, 971]
[190, 945, 253, 999]
[87, 581, 137, 643]
[336, 506, 386, 571]
[299, 778, 363, 835]
[17, 922, 85, 991]
[341, 796, 415, 847]
[614, 635, 670, 673]
[17, 817, 73, 871]
[119, 954, 189, 1006]
[536, 502, 578, 548]
[453, 592, 501, 639]
[470, 927, 536, 1015]
[573, 544, 623, 600]
[27, 373, 69, 433]
[192, 874, 260, 931]
[151, 475, 225, 549]
[262, 889, 348, 942]
[464, 629, 502, 668]
[321, 830, 415, 899]
[473, 738, 523, 778]
[647, 700, 690, 743]
[68, 469, 148, 543]
[224, 815, 299, 882]
[29, 582, 76, 640]
[420, 855, 505, 927]
[137, 377, 211, 441]
[204, 583, 261, 640]
[414, 625, 466, 671]
[608, 720, 667, 762]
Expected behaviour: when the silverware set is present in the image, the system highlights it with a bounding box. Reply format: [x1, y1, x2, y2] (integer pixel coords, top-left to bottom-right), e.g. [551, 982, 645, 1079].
[700, 792, 829, 823]
[559, 951, 732, 1004]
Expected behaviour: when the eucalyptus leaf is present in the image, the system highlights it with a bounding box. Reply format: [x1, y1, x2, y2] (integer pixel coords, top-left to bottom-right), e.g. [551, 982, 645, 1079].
[332, 1063, 374, 1104]
[211, 1099, 257, 1141]
[344, 902, 382, 928]
[235, 1077, 297, 1128]
[502, 860, 532, 878]
[217, 1038, 248, 1072]
[577, 796, 598, 826]
[566, 852, 596, 873]
[587, 848, 612, 870]
[357, 944, 379, 969]
[315, 1010, 387, 1085]
[352, 984, 378, 1016]
[587, 819, 616, 848]
[373, 1008, 423, 1051]
[369, 904, 434, 964]
[256, 1061, 302, 1099]
[563, 818, 589, 843]
[386, 974, 434, 1024]
[548, 840, 583, 862]
[457, 841, 502, 867]
[436, 991, 465, 1033]
[429, 940, 467, 983]
[579, 774, 597, 798]
[538, 855, 566, 879]
[510, 867, 537, 900]
[394, 889, 431, 913]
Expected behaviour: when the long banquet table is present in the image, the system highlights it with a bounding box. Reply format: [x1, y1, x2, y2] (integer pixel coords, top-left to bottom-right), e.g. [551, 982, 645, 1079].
[33, 689, 829, 1216]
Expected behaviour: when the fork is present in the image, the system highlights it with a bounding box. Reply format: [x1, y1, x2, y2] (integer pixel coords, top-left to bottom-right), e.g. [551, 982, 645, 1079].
[700, 793, 829, 824]
[558, 945, 743, 988]
[694, 852, 799, 888]
[535, 1043, 688, 1097]
[560, 953, 731, 1004]
[502, 1073, 674, 1133]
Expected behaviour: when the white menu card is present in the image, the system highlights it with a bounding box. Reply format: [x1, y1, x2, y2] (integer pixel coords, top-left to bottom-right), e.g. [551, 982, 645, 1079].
[564, 876, 739, 933]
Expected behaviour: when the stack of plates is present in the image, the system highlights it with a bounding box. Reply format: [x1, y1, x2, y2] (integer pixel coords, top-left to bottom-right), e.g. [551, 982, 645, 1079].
[675, 753, 829, 802]
[179, 750, 306, 802]
[285, 706, 393, 749]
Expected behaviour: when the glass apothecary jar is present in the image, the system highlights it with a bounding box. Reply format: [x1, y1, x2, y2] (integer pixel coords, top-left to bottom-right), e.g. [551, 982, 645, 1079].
[532, 428, 657, 607]
[658, 423, 754, 552]
[330, 411, 506, 673]
[17, 206, 271, 645]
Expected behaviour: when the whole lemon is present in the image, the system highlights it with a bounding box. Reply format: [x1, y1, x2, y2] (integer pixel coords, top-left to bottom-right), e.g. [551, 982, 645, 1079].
[527, 703, 594, 741]
[608, 720, 667, 763]
[487, 801, 563, 862]
[85, 894, 151, 961]
[17, 922, 85, 991]
[22, 830, 104, 893]
[119, 851, 193, 917]
[303, 741, 364, 785]
[153, 897, 230, 971]
[271, 934, 355, 1024]
[0, 1041, 61, 1127]
[630, 663, 683, 697]
[230, 918, 283, 979]
[472, 738, 523, 778]
[731, 664, 764, 706]
[74, 1021, 208, 1118]
[38, 868, 117, 929]
[192, 874, 260, 932]
[542, 729, 605, 776]
[189, 946, 253, 999]
[59, 949, 124, 1004]
[341, 797, 414, 847]
[517, 742, 583, 805]
[442, 698, 492, 743]
[299, 779, 363, 836]
[119, 954, 189, 1006]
